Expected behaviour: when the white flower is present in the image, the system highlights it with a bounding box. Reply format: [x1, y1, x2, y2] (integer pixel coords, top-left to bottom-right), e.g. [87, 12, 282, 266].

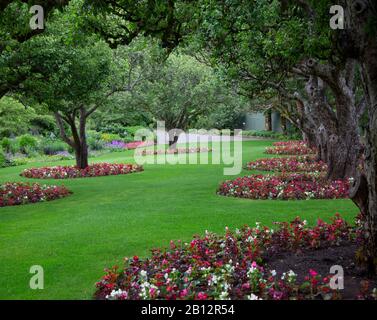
[140, 270, 147, 278]
[219, 291, 230, 300]
[106, 289, 128, 300]
[247, 235, 255, 243]
[248, 293, 262, 300]
[288, 270, 296, 277]
[270, 270, 277, 277]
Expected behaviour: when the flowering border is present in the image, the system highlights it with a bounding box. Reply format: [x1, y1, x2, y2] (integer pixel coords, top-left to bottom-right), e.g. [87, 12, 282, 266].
[135, 147, 212, 156]
[245, 156, 327, 173]
[20, 163, 144, 179]
[0, 182, 71, 207]
[217, 173, 349, 200]
[94, 214, 375, 300]
[265, 141, 316, 155]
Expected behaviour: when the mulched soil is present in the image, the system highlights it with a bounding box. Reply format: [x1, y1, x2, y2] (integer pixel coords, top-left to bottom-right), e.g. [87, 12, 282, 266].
[264, 242, 377, 299]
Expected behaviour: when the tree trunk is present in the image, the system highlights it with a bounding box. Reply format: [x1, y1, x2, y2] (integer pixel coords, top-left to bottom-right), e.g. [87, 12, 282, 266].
[168, 135, 179, 149]
[325, 132, 361, 180]
[75, 145, 89, 169]
[342, 0, 377, 274]
[353, 54, 377, 275]
[265, 110, 272, 131]
[281, 116, 287, 134]
[54, 109, 89, 170]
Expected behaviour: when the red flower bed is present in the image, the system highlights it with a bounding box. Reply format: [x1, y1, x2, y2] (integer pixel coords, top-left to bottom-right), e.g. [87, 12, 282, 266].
[217, 173, 349, 200]
[245, 156, 327, 172]
[272, 141, 304, 146]
[265, 141, 316, 155]
[0, 182, 71, 207]
[20, 163, 144, 179]
[94, 214, 375, 300]
[136, 147, 212, 156]
[125, 141, 154, 150]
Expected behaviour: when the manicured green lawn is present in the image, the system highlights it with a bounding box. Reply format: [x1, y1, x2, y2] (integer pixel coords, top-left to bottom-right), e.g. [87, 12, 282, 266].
[0, 140, 358, 299]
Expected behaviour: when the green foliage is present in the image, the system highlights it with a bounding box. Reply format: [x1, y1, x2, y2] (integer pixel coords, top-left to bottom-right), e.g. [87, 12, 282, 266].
[0, 97, 35, 138]
[100, 133, 121, 143]
[0, 148, 6, 167]
[97, 123, 127, 137]
[196, 103, 247, 130]
[1, 137, 11, 153]
[110, 47, 244, 131]
[39, 138, 68, 155]
[124, 126, 146, 138]
[87, 131, 105, 151]
[30, 114, 57, 135]
[18, 134, 38, 154]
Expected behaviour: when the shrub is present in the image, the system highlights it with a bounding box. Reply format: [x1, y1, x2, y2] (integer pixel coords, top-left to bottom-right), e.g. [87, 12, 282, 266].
[40, 139, 68, 155]
[124, 126, 145, 138]
[217, 173, 350, 200]
[94, 214, 361, 300]
[99, 123, 129, 137]
[88, 139, 105, 151]
[100, 133, 122, 143]
[18, 134, 38, 154]
[1, 137, 12, 153]
[0, 149, 6, 167]
[20, 163, 144, 179]
[0, 182, 71, 207]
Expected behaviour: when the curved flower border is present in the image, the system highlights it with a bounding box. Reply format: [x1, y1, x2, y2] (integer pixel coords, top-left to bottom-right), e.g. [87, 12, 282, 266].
[94, 214, 376, 300]
[0, 182, 71, 207]
[245, 156, 327, 173]
[20, 163, 144, 179]
[217, 173, 349, 200]
[265, 141, 316, 155]
[135, 147, 212, 156]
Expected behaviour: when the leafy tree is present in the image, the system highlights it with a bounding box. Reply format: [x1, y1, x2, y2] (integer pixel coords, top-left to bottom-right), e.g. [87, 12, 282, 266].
[0, 0, 69, 99]
[19, 3, 115, 168]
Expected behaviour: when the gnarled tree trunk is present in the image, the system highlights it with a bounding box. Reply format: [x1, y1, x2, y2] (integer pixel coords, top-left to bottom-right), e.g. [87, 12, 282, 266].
[342, 0, 377, 274]
[54, 106, 90, 170]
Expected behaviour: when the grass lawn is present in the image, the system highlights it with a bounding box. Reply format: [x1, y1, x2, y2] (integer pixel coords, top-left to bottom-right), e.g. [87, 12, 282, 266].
[0, 140, 358, 299]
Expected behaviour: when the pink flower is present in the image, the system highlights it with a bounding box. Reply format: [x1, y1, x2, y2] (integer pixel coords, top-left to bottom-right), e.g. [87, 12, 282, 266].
[180, 289, 188, 298]
[309, 269, 318, 277]
[197, 292, 208, 300]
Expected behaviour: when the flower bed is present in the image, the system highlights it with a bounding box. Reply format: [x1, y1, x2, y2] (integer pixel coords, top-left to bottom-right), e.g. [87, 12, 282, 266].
[95, 214, 376, 300]
[245, 156, 327, 173]
[125, 141, 154, 150]
[272, 141, 304, 147]
[0, 182, 71, 207]
[105, 140, 127, 150]
[136, 147, 212, 156]
[265, 141, 316, 155]
[105, 141, 155, 150]
[217, 173, 349, 200]
[20, 163, 143, 179]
